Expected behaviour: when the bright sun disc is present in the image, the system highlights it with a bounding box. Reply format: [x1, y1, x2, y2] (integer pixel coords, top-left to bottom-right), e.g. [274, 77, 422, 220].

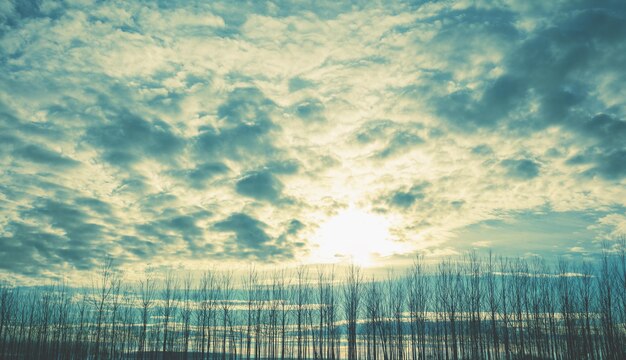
[311, 207, 401, 267]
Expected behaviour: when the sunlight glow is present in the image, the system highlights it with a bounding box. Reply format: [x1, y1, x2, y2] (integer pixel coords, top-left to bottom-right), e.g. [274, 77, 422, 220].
[310, 206, 403, 267]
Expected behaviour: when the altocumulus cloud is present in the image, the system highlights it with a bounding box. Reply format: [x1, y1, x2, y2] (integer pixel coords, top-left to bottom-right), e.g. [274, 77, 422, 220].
[0, 0, 625, 282]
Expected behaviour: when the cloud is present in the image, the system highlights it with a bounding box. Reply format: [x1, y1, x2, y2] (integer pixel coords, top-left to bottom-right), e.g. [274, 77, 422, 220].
[288, 77, 315, 92]
[23, 199, 106, 245]
[136, 210, 210, 252]
[74, 197, 113, 216]
[389, 183, 429, 208]
[471, 144, 493, 156]
[580, 114, 626, 147]
[589, 213, 626, 241]
[265, 159, 300, 175]
[501, 159, 541, 180]
[285, 219, 305, 235]
[1, 0, 625, 281]
[569, 246, 585, 253]
[375, 131, 425, 158]
[217, 87, 276, 126]
[293, 98, 326, 122]
[194, 87, 279, 161]
[13, 144, 79, 168]
[565, 114, 626, 180]
[354, 120, 396, 144]
[0, 197, 116, 278]
[585, 150, 626, 180]
[214, 213, 269, 247]
[0, 222, 69, 276]
[85, 110, 184, 167]
[352, 120, 425, 158]
[169, 162, 229, 189]
[437, 75, 528, 130]
[213, 212, 294, 259]
[235, 170, 283, 202]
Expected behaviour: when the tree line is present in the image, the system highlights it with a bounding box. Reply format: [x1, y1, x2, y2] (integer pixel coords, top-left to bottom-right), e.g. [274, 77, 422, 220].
[1, 248, 626, 359]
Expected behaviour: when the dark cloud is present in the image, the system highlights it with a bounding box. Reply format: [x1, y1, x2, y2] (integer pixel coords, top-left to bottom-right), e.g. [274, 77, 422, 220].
[566, 114, 626, 179]
[434, 5, 625, 132]
[217, 87, 276, 126]
[235, 170, 283, 202]
[288, 77, 315, 92]
[264, 159, 300, 174]
[479, 75, 528, 126]
[136, 193, 178, 215]
[169, 162, 230, 189]
[539, 86, 586, 121]
[579, 114, 626, 148]
[0, 196, 120, 277]
[276, 219, 306, 248]
[0, 222, 70, 277]
[85, 110, 184, 167]
[12, 144, 79, 168]
[286, 219, 305, 235]
[504, 8, 626, 131]
[120, 235, 159, 258]
[471, 144, 493, 156]
[595, 150, 626, 180]
[352, 120, 424, 157]
[163, 215, 204, 245]
[429, 3, 626, 182]
[197, 122, 280, 161]
[195, 87, 279, 160]
[113, 177, 149, 195]
[572, 150, 625, 181]
[74, 197, 113, 216]
[511, 8, 626, 86]
[391, 192, 420, 208]
[0, 101, 67, 141]
[389, 183, 429, 208]
[135, 210, 210, 250]
[205, 0, 375, 31]
[294, 98, 325, 122]
[436, 75, 528, 130]
[376, 131, 424, 158]
[214, 213, 270, 248]
[0, 0, 50, 28]
[427, 7, 518, 37]
[0, 173, 69, 205]
[354, 120, 396, 143]
[213, 212, 294, 259]
[501, 159, 541, 180]
[22, 199, 105, 242]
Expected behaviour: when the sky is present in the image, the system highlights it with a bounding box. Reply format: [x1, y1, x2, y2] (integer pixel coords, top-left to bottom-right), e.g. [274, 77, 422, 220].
[0, 0, 625, 283]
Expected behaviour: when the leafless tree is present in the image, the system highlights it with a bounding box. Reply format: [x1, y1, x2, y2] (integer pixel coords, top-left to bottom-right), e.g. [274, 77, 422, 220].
[343, 265, 362, 360]
[138, 271, 155, 360]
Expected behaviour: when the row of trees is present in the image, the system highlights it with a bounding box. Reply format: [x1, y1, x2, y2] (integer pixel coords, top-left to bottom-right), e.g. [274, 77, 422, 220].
[1, 248, 626, 360]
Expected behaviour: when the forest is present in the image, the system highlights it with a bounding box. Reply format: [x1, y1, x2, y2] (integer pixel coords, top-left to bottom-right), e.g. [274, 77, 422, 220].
[1, 248, 626, 360]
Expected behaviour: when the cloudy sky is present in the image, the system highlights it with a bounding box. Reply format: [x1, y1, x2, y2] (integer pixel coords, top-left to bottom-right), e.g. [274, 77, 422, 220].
[1, 0, 625, 282]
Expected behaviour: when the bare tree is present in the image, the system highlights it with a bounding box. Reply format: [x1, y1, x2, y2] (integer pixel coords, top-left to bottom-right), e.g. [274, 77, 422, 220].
[92, 258, 115, 360]
[138, 271, 155, 360]
[343, 265, 362, 360]
[158, 272, 178, 357]
[4, 251, 626, 359]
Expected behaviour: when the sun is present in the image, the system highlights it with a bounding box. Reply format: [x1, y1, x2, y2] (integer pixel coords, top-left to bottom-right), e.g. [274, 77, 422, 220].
[310, 206, 402, 267]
